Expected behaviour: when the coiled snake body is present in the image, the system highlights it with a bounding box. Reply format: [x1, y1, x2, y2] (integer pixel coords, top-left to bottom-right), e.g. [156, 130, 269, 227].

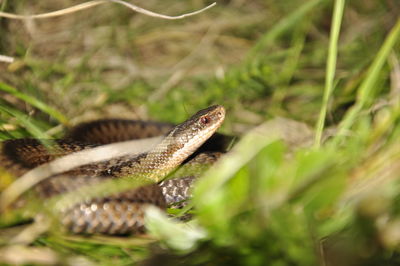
[0, 105, 227, 235]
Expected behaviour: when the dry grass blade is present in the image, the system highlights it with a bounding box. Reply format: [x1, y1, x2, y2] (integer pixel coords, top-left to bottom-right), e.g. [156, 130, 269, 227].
[342, 142, 400, 204]
[0, 55, 14, 63]
[0, 245, 59, 265]
[0, 0, 216, 20]
[389, 54, 400, 107]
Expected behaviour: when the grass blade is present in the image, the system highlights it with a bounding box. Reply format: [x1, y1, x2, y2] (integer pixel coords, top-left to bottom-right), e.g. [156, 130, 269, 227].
[314, 0, 346, 147]
[334, 18, 400, 143]
[246, 0, 323, 60]
[0, 104, 50, 139]
[0, 82, 68, 125]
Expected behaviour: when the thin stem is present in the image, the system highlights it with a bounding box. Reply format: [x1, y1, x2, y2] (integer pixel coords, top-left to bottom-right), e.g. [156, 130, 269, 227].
[314, 0, 345, 148]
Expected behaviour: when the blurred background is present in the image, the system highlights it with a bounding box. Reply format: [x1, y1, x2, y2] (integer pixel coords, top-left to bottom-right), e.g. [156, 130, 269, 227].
[0, 0, 397, 135]
[1, 1, 400, 265]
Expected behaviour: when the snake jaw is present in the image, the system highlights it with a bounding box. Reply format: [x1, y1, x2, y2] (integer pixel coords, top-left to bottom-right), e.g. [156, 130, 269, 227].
[184, 105, 225, 154]
[165, 105, 225, 162]
[171, 105, 225, 143]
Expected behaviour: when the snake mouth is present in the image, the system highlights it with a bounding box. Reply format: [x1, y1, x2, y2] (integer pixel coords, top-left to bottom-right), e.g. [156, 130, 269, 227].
[157, 105, 226, 175]
[207, 105, 226, 132]
[180, 105, 225, 156]
[210, 105, 226, 123]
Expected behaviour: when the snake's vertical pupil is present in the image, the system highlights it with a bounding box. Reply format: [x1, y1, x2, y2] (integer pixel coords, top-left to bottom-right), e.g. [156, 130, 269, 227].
[200, 116, 210, 124]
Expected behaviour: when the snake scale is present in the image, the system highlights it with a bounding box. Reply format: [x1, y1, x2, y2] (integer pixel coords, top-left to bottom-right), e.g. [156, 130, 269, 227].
[0, 105, 228, 235]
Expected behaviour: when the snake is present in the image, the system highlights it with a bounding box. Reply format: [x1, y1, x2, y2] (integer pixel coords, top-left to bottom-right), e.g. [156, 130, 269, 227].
[0, 105, 228, 235]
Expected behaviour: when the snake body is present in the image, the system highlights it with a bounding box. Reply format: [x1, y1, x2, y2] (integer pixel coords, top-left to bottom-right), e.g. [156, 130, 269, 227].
[0, 105, 227, 234]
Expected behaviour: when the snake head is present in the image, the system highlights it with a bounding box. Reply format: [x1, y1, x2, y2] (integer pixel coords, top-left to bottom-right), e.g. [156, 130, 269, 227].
[168, 105, 225, 157]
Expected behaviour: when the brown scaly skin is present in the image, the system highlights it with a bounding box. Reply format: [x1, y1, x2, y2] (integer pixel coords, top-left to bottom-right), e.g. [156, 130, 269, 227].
[0, 105, 228, 234]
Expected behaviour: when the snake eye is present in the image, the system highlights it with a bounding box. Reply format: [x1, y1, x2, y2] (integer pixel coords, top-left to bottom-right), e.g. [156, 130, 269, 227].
[200, 116, 210, 124]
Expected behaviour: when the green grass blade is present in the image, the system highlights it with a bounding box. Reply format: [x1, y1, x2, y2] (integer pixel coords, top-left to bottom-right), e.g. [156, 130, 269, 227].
[246, 0, 323, 60]
[334, 18, 400, 143]
[314, 0, 346, 148]
[0, 82, 68, 125]
[0, 104, 50, 139]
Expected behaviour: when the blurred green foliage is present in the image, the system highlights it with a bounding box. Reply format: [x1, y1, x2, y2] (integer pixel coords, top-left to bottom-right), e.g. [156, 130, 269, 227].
[0, 0, 400, 265]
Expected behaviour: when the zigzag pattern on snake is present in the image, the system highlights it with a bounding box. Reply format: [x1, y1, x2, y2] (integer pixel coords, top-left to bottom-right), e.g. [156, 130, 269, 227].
[0, 105, 229, 235]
